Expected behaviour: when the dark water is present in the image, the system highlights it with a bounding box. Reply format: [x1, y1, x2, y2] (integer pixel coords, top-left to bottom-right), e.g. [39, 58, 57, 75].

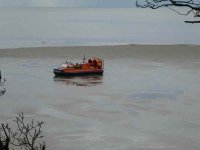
[1, 56, 200, 150]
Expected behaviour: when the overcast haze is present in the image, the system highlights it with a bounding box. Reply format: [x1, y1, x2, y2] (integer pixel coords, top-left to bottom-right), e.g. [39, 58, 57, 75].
[0, 0, 135, 7]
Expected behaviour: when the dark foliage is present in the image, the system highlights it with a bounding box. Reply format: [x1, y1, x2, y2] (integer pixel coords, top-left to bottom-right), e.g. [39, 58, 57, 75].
[136, 0, 200, 23]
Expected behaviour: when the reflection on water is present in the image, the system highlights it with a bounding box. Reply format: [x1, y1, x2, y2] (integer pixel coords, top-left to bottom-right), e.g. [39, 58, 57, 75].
[54, 75, 103, 87]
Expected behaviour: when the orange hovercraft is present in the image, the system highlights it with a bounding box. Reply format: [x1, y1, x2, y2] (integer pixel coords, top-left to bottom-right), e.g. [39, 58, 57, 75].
[53, 56, 104, 76]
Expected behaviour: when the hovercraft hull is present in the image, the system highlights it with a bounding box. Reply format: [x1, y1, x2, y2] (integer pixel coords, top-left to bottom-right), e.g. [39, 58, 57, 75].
[53, 68, 103, 76]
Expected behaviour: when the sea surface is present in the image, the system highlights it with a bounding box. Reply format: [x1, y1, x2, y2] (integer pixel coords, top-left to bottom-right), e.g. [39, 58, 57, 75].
[1, 49, 200, 150]
[1, 7, 200, 150]
[0, 7, 199, 48]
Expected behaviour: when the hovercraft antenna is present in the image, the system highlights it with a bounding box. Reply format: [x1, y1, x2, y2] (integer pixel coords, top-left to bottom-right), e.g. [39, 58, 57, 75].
[83, 55, 86, 63]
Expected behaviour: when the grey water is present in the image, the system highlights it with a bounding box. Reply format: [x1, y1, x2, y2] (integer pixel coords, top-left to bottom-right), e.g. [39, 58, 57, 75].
[1, 7, 200, 150]
[0, 7, 199, 48]
[1, 53, 200, 150]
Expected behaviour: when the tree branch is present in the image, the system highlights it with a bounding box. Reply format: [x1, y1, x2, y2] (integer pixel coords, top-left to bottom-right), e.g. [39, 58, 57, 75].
[185, 20, 200, 23]
[136, 0, 200, 23]
[0, 113, 46, 150]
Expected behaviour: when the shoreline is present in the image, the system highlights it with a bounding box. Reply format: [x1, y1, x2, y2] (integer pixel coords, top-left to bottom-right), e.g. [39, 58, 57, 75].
[0, 44, 200, 60]
[0, 43, 199, 50]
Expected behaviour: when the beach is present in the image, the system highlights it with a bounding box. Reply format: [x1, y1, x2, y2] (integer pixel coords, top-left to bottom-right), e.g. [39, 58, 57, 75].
[1, 44, 200, 60]
[1, 44, 200, 150]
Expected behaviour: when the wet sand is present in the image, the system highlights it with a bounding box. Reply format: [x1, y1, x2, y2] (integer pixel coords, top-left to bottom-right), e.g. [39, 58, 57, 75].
[1, 44, 200, 60]
[0, 44, 200, 150]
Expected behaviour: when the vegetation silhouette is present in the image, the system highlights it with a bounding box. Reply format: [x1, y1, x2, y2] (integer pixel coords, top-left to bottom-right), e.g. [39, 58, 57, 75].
[0, 71, 46, 150]
[136, 0, 200, 23]
[0, 113, 46, 150]
[0, 70, 6, 96]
